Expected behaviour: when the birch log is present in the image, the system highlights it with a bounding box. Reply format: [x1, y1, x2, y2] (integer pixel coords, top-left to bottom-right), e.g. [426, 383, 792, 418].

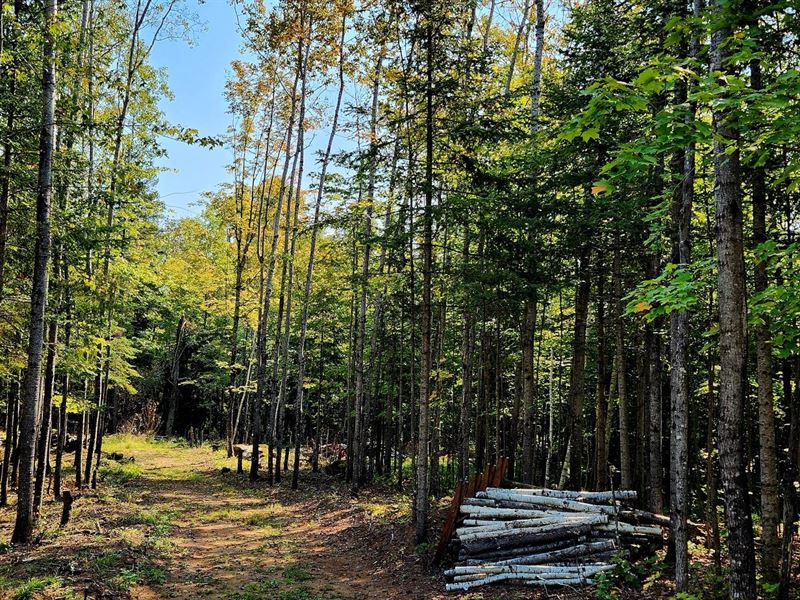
[446, 571, 603, 591]
[456, 514, 602, 537]
[492, 487, 636, 503]
[483, 489, 618, 514]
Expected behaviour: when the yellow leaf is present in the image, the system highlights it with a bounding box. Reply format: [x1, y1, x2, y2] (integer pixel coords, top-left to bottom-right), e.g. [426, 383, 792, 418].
[591, 184, 608, 195]
[634, 301, 651, 313]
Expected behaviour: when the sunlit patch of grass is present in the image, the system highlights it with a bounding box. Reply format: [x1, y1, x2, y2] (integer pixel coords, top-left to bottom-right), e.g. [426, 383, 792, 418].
[361, 502, 389, 519]
[212, 454, 237, 470]
[99, 460, 143, 485]
[142, 534, 176, 555]
[1, 576, 65, 600]
[11, 575, 76, 600]
[359, 499, 410, 521]
[197, 506, 241, 523]
[118, 526, 146, 546]
[152, 466, 207, 482]
[245, 511, 286, 529]
[96, 490, 120, 503]
[122, 507, 176, 527]
[104, 433, 166, 453]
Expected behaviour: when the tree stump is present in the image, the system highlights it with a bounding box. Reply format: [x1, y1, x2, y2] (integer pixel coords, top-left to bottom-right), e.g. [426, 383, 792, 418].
[60, 490, 75, 527]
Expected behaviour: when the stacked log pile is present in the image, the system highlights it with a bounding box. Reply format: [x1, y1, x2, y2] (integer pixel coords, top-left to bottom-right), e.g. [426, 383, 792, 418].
[444, 487, 667, 591]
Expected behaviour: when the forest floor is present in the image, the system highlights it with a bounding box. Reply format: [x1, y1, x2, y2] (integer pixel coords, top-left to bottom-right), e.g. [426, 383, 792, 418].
[0, 435, 705, 600]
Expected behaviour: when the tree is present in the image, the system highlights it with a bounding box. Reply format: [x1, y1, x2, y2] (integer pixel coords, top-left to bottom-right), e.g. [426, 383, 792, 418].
[710, 5, 756, 596]
[12, 0, 58, 545]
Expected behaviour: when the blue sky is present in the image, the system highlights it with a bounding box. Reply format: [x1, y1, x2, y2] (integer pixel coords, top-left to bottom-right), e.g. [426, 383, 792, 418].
[151, 0, 242, 219]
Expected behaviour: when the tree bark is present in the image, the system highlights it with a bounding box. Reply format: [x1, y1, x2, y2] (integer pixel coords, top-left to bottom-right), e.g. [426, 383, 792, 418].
[669, 66, 693, 589]
[594, 269, 608, 490]
[415, 5, 435, 543]
[459, 228, 474, 482]
[711, 11, 757, 597]
[11, 0, 57, 544]
[521, 300, 537, 484]
[611, 243, 630, 489]
[647, 309, 663, 513]
[750, 56, 780, 584]
[567, 249, 590, 490]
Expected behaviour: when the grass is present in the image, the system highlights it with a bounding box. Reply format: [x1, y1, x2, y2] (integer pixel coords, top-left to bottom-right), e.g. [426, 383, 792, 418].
[152, 466, 207, 481]
[198, 506, 241, 523]
[224, 577, 280, 600]
[246, 511, 286, 528]
[2, 576, 67, 600]
[104, 433, 167, 453]
[223, 569, 333, 600]
[120, 506, 177, 538]
[94, 550, 123, 572]
[283, 565, 313, 583]
[98, 460, 143, 485]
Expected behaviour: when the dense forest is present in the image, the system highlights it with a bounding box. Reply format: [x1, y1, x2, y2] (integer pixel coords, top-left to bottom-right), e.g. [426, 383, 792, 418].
[0, 0, 799, 598]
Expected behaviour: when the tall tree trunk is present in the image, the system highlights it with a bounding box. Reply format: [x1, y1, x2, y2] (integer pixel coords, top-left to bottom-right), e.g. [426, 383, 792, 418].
[544, 348, 555, 486]
[750, 56, 780, 584]
[275, 26, 311, 482]
[521, 300, 537, 484]
[705, 307, 721, 568]
[11, 0, 57, 544]
[352, 49, 384, 491]
[521, 0, 545, 485]
[635, 329, 648, 496]
[612, 242, 631, 489]
[285, 13, 313, 489]
[262, 39, 302, 483]
[415, 6, 435, 543]
[459, 230, 474, 483]
[648, 287, 663, 513]
[476, 318, 489, 473]
[567, 249, 590, 490]
[594, 268, 608, 490]
[711, 11, 757, 597]
[778, 360, 799, 600]
[669, 61, 693, 588]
